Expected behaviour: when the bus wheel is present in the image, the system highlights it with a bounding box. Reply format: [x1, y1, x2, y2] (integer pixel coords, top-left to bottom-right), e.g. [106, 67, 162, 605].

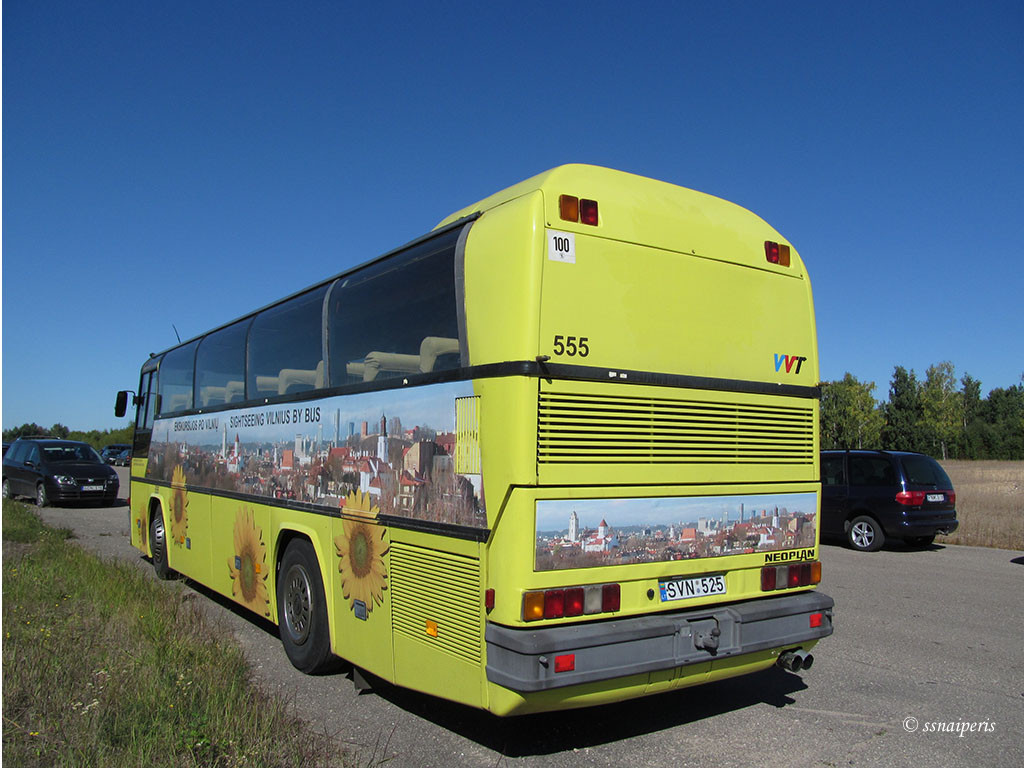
[277, 539, 333, 674]
[150, 511, 174, 580]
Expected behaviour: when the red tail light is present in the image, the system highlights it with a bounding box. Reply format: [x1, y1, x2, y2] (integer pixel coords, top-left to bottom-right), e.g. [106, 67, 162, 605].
[895, 490, 927, 506]
[601, 583, 620, 612]
[564, 587, 585, 617]
[579, 199, 599, 226]
[544, 590, 565, 619]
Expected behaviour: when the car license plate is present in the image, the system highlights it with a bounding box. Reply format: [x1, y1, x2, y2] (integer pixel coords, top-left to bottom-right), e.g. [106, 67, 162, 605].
[82, 485, 103, 492]
[659, 574, 726, 602]
[927, 493, 945, 502]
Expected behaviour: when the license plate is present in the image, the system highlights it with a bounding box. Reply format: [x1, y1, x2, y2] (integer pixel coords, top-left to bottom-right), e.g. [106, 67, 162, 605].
[81, 485, 103, 492]
[927, 493, 945, 502]
[659, 574, 726, 602]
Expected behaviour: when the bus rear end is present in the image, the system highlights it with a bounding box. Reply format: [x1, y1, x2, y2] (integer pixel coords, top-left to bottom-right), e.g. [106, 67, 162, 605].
[450, 165, 832, 715]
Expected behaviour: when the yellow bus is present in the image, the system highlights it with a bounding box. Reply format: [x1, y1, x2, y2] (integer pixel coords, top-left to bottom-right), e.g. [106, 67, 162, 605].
[116, 164, 832, 716]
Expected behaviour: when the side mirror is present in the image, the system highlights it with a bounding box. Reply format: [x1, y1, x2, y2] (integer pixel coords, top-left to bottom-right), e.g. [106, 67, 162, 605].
[115, 390, 129, 418]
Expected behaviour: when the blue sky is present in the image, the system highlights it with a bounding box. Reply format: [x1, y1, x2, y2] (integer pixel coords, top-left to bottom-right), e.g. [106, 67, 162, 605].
[3, 1, 1022, 430]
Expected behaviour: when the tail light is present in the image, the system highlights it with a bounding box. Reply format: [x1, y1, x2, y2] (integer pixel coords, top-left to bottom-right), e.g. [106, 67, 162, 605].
[895, 490, 926, 506]
[523, 582, 621, 621]
[761, 561, 821, 592]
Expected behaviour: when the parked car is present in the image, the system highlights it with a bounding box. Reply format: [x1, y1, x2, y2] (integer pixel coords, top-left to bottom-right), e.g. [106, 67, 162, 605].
[820, 450, 958, 551]
[100, 443, 131, 464]
[112, 448, 132, 466]
[2, 437, 120, 507]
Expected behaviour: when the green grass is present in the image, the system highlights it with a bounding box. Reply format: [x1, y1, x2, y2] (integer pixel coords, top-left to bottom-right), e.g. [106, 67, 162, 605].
[2, 499, 348, 767]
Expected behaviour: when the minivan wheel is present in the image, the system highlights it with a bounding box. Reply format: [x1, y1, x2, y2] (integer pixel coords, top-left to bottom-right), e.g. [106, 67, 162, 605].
[848, 515, 884, 552]
[36, 483, 49, 508]
[2, 478, 11, 500]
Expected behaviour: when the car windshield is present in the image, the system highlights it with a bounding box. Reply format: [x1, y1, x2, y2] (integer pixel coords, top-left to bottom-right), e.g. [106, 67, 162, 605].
[41, 445, 102, 463]
[901, 455, 952, 488]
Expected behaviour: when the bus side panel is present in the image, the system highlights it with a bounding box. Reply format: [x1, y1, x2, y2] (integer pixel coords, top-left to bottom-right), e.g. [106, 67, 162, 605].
[461, 190, 544, 369]
[208, 495, 274, 621]
[387, 528, 485, 709]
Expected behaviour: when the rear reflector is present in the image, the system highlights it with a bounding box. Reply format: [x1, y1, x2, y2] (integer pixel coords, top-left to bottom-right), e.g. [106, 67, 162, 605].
[554, 654, 575, 673]
[809, 612, 824, 628]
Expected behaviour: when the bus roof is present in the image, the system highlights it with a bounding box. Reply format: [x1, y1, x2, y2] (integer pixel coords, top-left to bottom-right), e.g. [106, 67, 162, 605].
[436, 164, 803, 276]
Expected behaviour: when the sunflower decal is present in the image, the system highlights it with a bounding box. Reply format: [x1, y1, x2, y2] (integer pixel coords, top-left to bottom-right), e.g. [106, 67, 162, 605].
[170, 465, 189, 547]
[227, 507, 270, 617]
[335, 491, 389, 614]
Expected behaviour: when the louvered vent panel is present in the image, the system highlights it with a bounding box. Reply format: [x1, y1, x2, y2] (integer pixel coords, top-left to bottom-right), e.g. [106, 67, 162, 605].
[389, 542, 482, 665]
[538, 391, 815, 464]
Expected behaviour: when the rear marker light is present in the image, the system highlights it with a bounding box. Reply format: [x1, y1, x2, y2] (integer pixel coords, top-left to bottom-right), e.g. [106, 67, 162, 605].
[809, 612, 824, 628]
[765, 240, 791, 267]
[484, 588, 495, 612]
[559, 194, 579, 222]
[558, 194, 599, 225]
[554, 654, 576, 673]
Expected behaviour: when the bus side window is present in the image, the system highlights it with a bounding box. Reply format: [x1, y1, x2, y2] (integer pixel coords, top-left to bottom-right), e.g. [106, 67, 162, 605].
[328, 227, 463, 387]
[158, 341, 199, 415]
[196, 321, 249, 406]
[248, 285, 328, 398]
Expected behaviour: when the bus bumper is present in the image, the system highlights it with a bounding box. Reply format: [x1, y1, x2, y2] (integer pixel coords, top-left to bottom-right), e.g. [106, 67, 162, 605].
[485, 590, 833, 694]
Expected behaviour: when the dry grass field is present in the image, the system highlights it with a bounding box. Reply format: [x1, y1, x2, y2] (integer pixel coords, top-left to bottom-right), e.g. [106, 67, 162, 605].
[938, 460, 1024, 550]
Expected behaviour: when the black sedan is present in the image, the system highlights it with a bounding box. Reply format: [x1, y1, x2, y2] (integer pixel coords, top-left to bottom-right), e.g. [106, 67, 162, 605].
[2, 438, 120, 507]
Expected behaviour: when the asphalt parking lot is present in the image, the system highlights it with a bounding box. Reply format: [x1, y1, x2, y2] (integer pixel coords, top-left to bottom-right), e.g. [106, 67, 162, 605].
[32, 468, 1024, 767]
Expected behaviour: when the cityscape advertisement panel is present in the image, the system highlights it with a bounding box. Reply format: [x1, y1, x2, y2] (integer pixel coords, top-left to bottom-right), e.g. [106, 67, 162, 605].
[145, 381, 486, 529]
[535, 492, 817, 571]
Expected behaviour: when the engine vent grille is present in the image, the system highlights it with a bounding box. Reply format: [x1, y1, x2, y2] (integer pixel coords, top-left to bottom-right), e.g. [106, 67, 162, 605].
[538, 390, 815, 464]
[389, 542, 482, 665]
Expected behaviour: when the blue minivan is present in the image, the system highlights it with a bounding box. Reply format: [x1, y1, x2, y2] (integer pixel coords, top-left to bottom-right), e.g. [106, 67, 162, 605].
[820, 450, 959, 551]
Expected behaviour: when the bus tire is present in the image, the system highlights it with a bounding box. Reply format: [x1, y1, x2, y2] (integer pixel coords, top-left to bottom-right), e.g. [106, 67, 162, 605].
[150, 510, 174, 580]
[277, 539, 334, 674]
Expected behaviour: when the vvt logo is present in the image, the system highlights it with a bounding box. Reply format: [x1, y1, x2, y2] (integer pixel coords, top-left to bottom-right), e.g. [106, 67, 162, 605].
[774, 353, 807, 374]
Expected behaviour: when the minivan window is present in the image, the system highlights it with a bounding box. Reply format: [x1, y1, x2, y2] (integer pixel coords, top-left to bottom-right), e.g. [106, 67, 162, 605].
[821, 455, 845, 486]
[901, 455, 951, 488]
[848, 456, 896, 487]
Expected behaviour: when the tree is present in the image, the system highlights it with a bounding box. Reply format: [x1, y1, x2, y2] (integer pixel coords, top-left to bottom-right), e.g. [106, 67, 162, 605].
[960, 373, 983, 458]
[881, 366, 924, 451]
[920, 362, 962, 460]
[820, 374, 883, 449]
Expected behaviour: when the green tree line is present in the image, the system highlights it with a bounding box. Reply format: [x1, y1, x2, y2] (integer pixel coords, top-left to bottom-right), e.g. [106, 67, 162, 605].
[821, 362, 1024, 459]
[3, 422, 135, 452]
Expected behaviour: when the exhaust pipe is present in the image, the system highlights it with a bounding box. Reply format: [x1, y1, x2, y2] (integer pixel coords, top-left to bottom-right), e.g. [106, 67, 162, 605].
[777, 649, 814, 672]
